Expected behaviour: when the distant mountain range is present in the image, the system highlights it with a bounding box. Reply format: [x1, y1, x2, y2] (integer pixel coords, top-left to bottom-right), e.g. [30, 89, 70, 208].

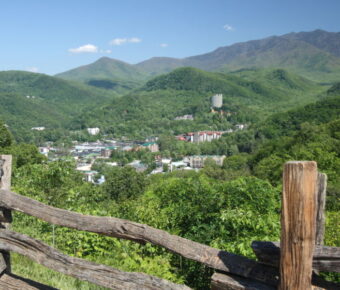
[56, 29, 340, 83]
[1, 29, 339, 141]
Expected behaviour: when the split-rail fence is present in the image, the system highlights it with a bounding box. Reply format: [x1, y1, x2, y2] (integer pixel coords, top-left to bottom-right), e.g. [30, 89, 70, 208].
[0, 155, 339, 289]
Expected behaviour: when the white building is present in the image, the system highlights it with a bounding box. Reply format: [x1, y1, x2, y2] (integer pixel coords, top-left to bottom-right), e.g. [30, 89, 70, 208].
[188, 155, 226, 169]
[211, 94, 223, 108]
[235, 124, 246, 130]
[31, 127, 45, 131]
[87, 127, 100, 135]
[174, 114, 194, 121]
[39, 147, 50, 157]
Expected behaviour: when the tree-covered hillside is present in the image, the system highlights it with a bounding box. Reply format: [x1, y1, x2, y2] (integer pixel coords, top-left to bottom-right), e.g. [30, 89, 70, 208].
[0, 71, 117, 139]
[56, 57, 148, 82]
[71, 67, 325, 138]
[0, 70, 114, 104]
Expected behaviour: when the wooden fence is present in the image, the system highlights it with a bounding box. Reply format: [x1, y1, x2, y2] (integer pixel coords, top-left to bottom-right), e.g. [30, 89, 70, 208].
[0, 155, 339, 289]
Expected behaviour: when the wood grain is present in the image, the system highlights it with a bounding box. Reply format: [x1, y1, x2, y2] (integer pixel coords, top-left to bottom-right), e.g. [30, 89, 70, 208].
[211, 272, 275, 290]
[280, 161, 317, 290]
[0, 229, 190, 290]
[0, 155, 12, 273]
[315, 173, 327, 246]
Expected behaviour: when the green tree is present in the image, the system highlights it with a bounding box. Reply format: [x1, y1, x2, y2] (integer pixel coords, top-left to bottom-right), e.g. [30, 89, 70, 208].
[103, 166, 147, 200]
[0, 121, 13, 148]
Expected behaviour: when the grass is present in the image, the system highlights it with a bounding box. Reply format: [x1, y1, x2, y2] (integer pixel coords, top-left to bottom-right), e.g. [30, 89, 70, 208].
[11, 253, 107, 290]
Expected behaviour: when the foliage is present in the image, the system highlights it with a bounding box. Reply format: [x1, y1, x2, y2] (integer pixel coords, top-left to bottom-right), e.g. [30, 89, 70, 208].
[0, 71, 116, 141]
[0, 121, 13, 148]
[102, 166, 148, 201]
[70, 67, 323, 140]
[0, 143, 46, 170]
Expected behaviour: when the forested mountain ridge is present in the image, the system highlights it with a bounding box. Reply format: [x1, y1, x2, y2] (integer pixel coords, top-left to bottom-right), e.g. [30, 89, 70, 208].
[56, 30, 340, 82]
[56, 57, 148, 82]
[282, 29, 340, 57]
[70, 67, 325, 138]
[137, 30, 340, 82]
[0, 71, 116, 139]
[0, 70, 114, 103]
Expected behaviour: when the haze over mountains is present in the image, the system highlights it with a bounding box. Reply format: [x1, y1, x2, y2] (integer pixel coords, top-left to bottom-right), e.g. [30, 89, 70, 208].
[56, 29, 340, 83]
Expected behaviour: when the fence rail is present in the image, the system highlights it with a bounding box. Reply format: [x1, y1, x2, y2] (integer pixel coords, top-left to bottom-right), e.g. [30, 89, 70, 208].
[0, 155, 339, 290]
[0, 229, 189, 290]
[251, 241, 340, 273]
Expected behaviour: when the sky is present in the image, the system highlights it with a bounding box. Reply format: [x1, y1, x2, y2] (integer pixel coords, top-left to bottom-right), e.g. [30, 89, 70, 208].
[1, 0, 340, 75]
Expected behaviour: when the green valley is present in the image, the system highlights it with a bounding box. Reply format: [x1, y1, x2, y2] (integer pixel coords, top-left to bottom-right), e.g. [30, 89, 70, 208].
[0, 27, 339, 290]
[70, 67, 326, 139]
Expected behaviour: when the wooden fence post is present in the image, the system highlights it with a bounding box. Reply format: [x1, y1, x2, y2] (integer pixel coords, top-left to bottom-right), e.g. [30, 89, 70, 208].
[315, 173, 327, 246]
[0, 155, 12, 273]
[280, 161, 317, 290]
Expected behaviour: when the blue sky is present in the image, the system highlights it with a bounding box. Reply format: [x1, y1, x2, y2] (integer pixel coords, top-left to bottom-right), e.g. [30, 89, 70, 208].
[1, 0, 339, 75]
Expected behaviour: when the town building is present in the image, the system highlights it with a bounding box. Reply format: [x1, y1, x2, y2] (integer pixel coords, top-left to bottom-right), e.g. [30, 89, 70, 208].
[174, 114, 194, 121]
[127, 160, 148, 172]
[235, 124, 246, 130]
[187, 155, 226, 169]
[140, 142, 159, 152]
[38, 147, 50, 157]
[211, 94, 223, 108]
[87, 127, 100, 135]
[31, 127, 45, 131]
[183, 131, 223, 143]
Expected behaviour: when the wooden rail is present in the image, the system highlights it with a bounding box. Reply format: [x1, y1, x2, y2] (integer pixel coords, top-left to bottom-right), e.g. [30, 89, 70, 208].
[251, 241, 340, 272]
[0, 229, 190, 290]
[0, 155, 339, 289]
[0, 188, 280, 286]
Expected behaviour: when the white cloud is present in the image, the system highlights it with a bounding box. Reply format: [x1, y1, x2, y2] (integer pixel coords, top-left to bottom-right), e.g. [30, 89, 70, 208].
[68, 44, 98, 53]
[223, 24, 234, 31]
[26, 67, 39, 73]
[129, 37, 141, 43]
[109, 37, 142, 46]
[100, 49, 112, 54]
[160, 43, 168, 48]
[110, 38, 126, 46]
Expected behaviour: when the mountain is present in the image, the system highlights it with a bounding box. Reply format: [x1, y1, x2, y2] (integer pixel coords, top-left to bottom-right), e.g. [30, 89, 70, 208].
[135, 57, 185, 76]
[135, 30, 340, 82]
[327, 82, 340, 96]
[0, 71, 115, 137]
[70, 67, 324, 138]
[56, 30, 340, 83]
[282, 29, 340, 58]
[56, 57, 147, 83]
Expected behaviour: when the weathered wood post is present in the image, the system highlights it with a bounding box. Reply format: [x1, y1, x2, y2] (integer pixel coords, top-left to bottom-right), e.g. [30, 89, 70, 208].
[280, 161, 317, 290]
[0, 155, 12, 273]
[315, 172, 327, 246]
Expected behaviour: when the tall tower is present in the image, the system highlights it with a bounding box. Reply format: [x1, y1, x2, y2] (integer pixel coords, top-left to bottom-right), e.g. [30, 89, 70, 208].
[211, 94, 223, 108]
